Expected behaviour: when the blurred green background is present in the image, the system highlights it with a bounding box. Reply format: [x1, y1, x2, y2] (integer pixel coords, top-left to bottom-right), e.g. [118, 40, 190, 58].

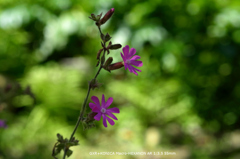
[1, 0, 240, 159]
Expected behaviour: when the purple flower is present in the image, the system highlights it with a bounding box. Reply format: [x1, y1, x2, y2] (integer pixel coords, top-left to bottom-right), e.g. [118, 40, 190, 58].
[89, 94, 119, 127]
[121, 45, 143, 75]
[0, 120, 7, 128]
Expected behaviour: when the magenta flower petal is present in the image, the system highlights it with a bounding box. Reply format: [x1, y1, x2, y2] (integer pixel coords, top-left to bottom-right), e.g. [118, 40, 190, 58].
[121, 53, 128, 70]
[106, 116, 115, 126]
[92, 107, 100, 113]
[89, 94, 120, 127]
[107, 107, 120, 113]
[94, 113, 102, 121]
[91, 96, 100, 108]
[124, 63, 128, 70]
[130, 60, 143, 67]
[129, 64, 141, 75]
[121, 45, 142, 75]
[131, 55, 141, 61]
[121, 53, 126, 61]
[101, 94, 106, 107]
[89, 103, 97, 109]
[105, 97, 113, 108]
[102, 115, 108, 127]
[127, 64, 138, 75]
[106, 112, 118, 120]
[128, 48, 136, 58]
[122, 45, 129, 57]
[133, 67, 141, 72]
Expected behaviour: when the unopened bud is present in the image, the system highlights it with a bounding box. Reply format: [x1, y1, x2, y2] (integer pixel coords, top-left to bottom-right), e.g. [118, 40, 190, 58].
[89, 14, 96, 21]
[97, 48, 103, 60]
[108, 41, 112, 47]
[108, 44, 122, 50]
[96, 13, 103, 21]
[89, 79, 102, 90]
[89, 13, 102, 21]
[99, 8, 114, 25]
[108, 62, 124, 71]
[86, 112, 98, 123]
[57, 133, 64, 142]
[105, 33, 111, 42]
[101, 33, 111, 42]
[103, 57, 113, 70]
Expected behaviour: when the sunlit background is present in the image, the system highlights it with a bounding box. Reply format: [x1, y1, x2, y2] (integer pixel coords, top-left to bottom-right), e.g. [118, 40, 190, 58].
[1, 0, 240, 159]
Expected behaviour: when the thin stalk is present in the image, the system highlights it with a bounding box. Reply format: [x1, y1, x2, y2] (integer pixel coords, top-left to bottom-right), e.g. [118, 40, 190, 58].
[63, 26, 106, 159]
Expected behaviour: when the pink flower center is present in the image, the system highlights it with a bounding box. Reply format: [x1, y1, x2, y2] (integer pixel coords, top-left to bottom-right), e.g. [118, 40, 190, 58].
[101, 108, 106, 113]
[126, 59, 131, 65]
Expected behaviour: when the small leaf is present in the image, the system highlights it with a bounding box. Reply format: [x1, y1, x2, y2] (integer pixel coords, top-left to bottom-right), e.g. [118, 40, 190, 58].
[52, 142, 63, 158]
[57, 133, 63, 142]
[55, 147, 62, 155]
[104, 33, 111, 42]
[96, 13, 103, 21]
[66, 149, 73, 157]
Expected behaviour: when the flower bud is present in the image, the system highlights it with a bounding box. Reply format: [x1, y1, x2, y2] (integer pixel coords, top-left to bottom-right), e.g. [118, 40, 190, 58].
[89, 14, 96, 21]
[103, 57, 113, 71]
[86, 112, 98, 123]
[105, 33, 111, 42]
[89, 13, 102, 21]
[57, 133, 64, 142]
[108, 62, 124, 71]
[99, 8, 114, 25]
[101, 33, 112, 42]
[89, 79, 102, 90]
[108, 41, 112, 47]
[108, 44, 122, 50]
[97, 48, 103, 60]
[96, 13, 103, 21]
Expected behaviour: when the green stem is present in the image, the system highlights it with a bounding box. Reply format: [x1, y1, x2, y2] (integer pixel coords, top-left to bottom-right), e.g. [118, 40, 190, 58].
[98, 26, 102, 35]
[63, 26, 106, 159]
[62, 68, 100, 159]
[70, 85, 91, 140]
[68, 65, 102, 142]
